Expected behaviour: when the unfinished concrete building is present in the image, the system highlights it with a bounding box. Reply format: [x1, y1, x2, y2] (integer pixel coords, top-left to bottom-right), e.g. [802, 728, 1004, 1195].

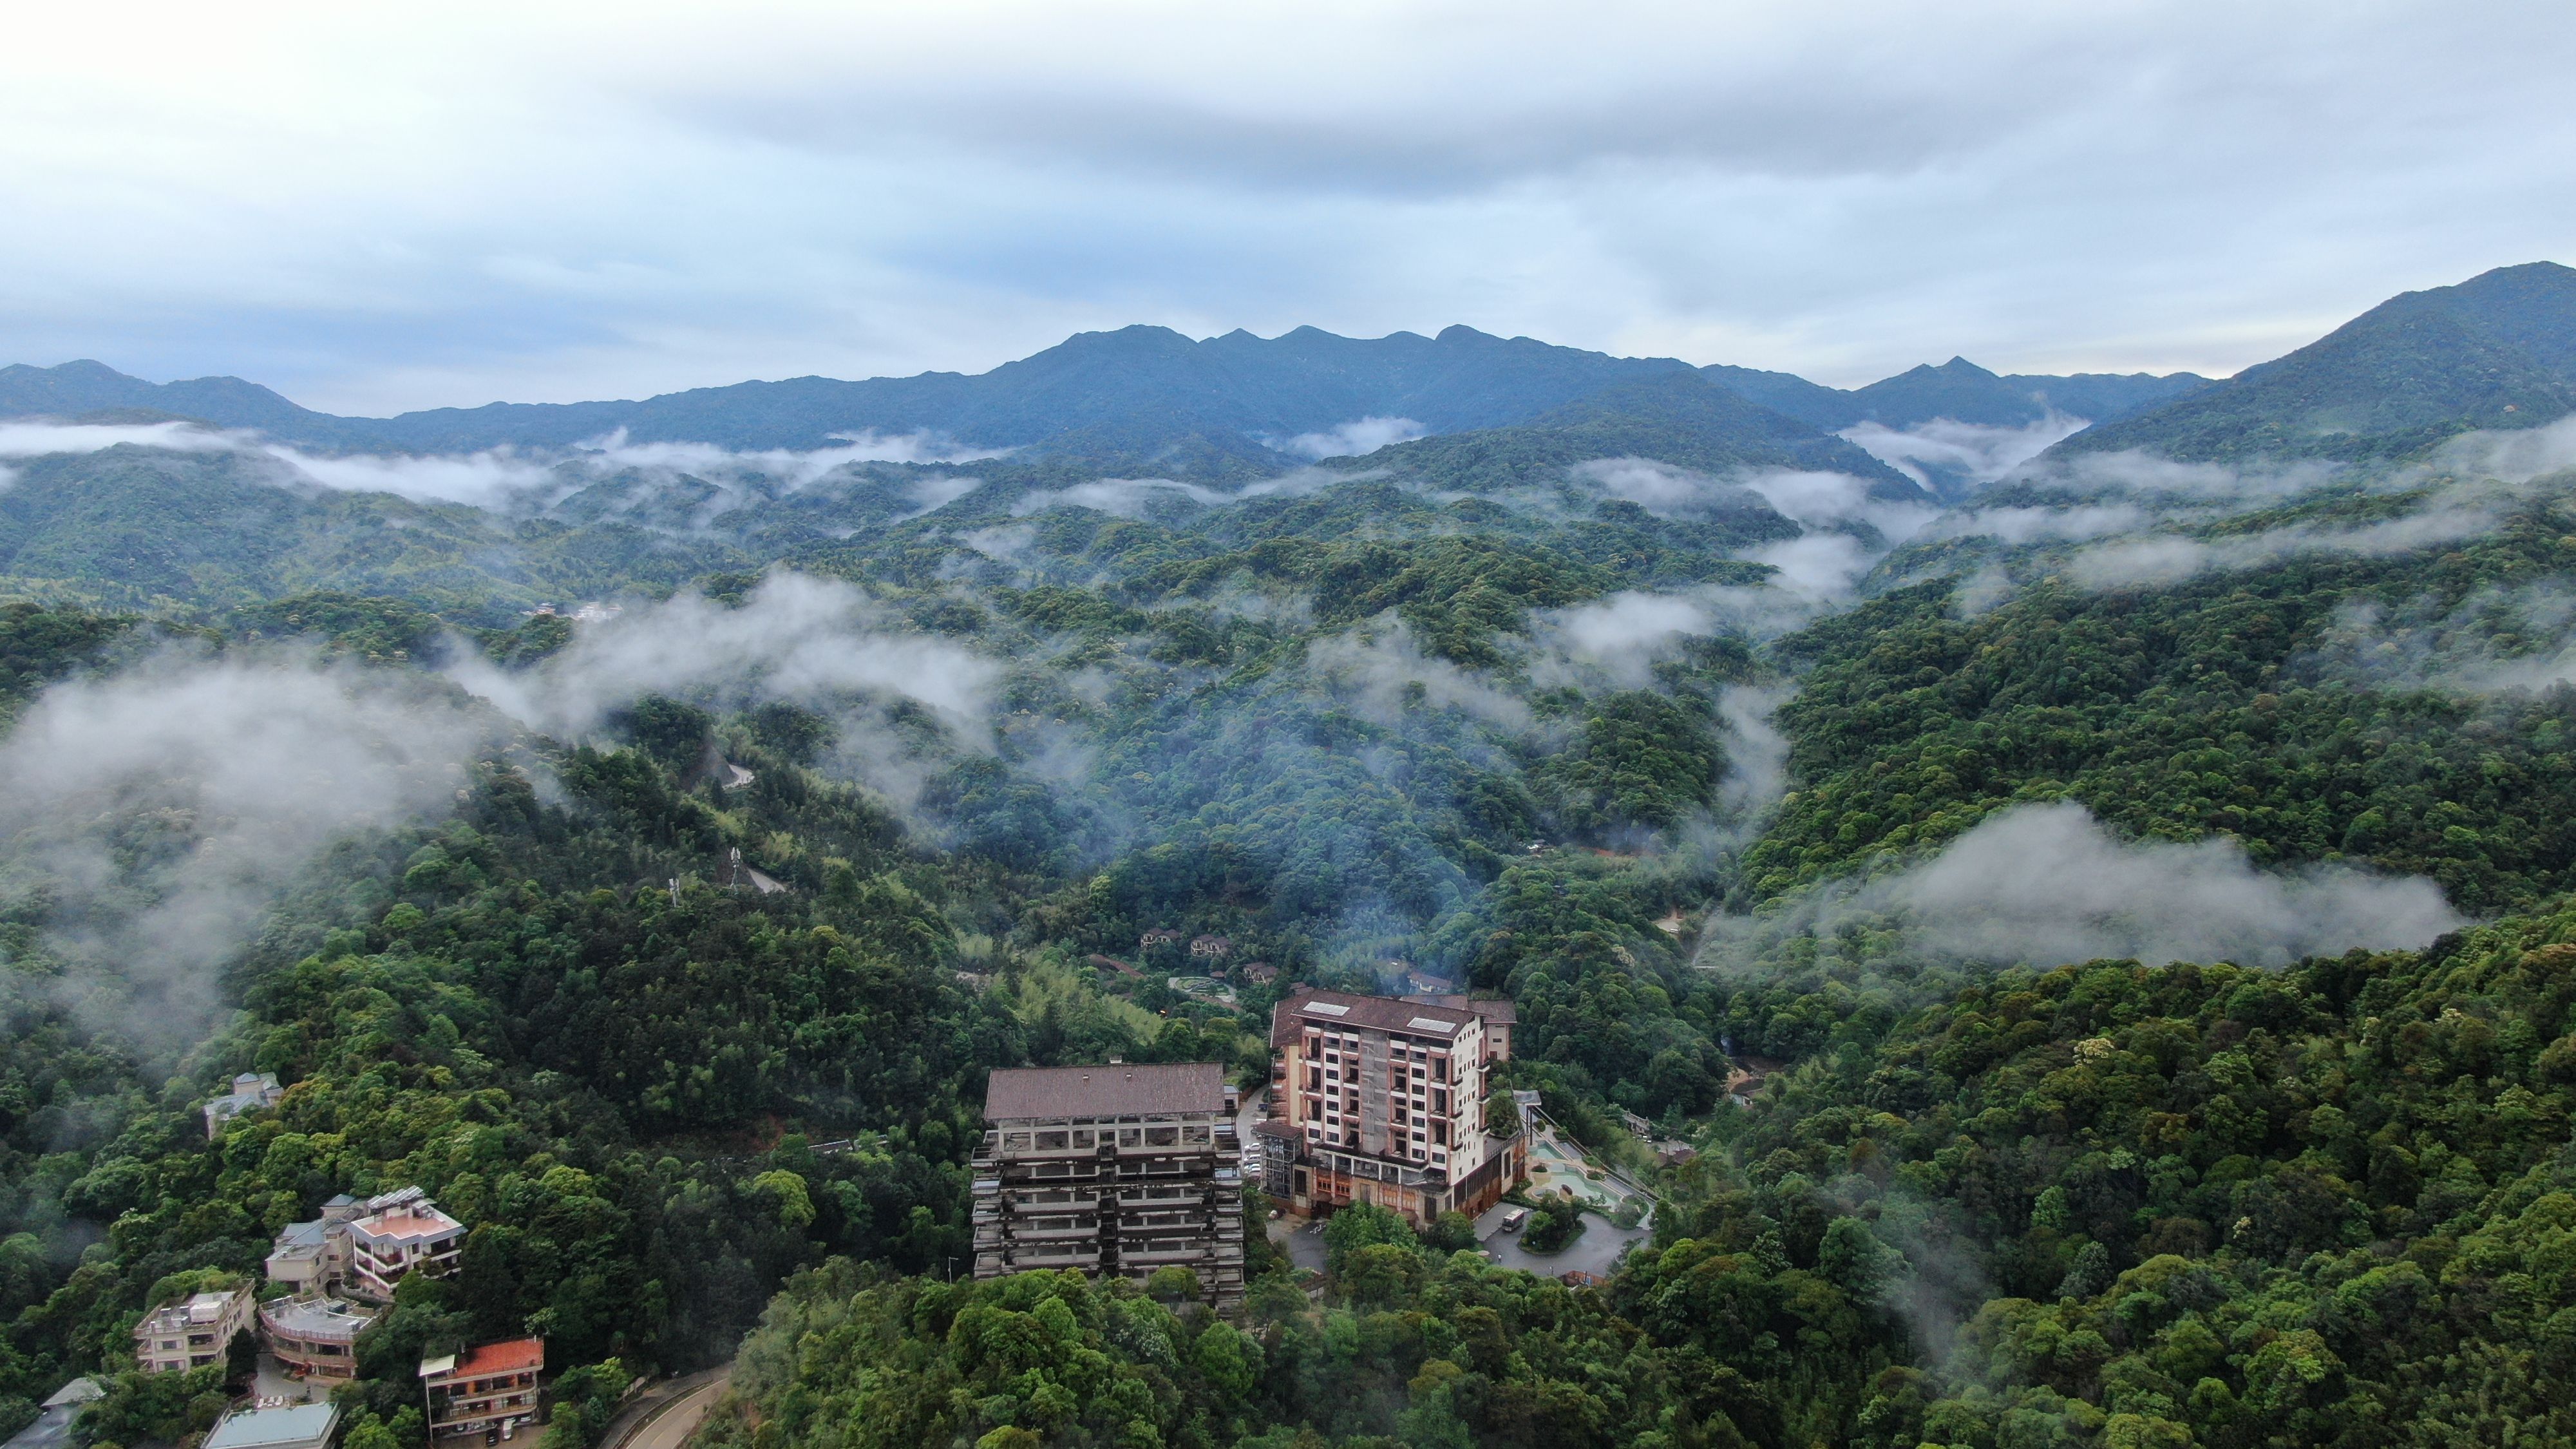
[971, 1062, 1245, 1309]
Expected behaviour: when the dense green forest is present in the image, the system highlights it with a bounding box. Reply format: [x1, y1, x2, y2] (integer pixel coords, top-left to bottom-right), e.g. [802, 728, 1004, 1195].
[9, 270, 2576, 1448]
[698, 902, 2576, 1448]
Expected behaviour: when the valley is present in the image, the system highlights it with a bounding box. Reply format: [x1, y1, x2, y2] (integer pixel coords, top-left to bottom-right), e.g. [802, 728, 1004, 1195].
[3, 262, 2576, 1448]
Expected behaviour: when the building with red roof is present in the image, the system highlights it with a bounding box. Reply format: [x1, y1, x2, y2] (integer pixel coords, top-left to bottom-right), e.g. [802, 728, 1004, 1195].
[419, 1338, 544, 1441]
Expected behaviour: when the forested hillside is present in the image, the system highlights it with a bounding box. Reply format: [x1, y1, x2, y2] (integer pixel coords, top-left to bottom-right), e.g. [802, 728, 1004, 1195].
[5, 265, 2576, 1449]
[695, 904, 2576, 1448]
[2058, 261, 2576, 463]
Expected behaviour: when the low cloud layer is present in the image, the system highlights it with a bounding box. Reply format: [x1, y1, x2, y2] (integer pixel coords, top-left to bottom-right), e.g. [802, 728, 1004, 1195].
[0, 420, 243, 459]
[448, 572, 1001, 744]
[0, 571, 1010, 1054]
[1700, 802, 2462, 974]
[0, 650, 506, 1046]
[1925, 421, 2576, 594]
[1519, 576, 1850, 691]
[2431, 412, 2576, 484]
[1278, 416, 1425, 460]
[1738, 468, 1942, 541]
[1926, 502, 2150, 546]
[578, 426, 1009, 483]
[2069, 504, 2497, 590]
[1520, 591, 1722, 690]
[1842, 415, 2088, 497]
[2309, 579, 2576, 696]
[1009, 469, 1337, 520]
[1715, 683, 1793, 822]
[1568, 458, 1774, 521]
[1995, 448, 2344, 504]
[1304, 616, 1532, 731]
[0, 417, 999, 510]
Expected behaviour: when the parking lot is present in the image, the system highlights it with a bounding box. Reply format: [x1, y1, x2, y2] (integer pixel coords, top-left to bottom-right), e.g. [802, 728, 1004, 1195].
[1472, 1200, 1649, 1279]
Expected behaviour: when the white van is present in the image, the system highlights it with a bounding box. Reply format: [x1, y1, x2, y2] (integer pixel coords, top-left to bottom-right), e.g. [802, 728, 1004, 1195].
[1501, 1208, 1528, 1231]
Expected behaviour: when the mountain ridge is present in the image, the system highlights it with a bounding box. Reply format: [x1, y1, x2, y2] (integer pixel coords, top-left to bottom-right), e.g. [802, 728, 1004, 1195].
[2052, 260, 2576, 462]
[3, 325, 2204, 464]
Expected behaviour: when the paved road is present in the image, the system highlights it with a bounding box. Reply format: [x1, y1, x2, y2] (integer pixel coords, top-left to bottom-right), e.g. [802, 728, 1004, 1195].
[1271, 1214, 1329, 1273]
[1235, 1084, 1269, 1179]
[601, 1372, 730, 1449]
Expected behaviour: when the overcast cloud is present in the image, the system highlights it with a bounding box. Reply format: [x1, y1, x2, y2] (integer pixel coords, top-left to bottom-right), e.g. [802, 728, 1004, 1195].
[0, 3, 2568, 413]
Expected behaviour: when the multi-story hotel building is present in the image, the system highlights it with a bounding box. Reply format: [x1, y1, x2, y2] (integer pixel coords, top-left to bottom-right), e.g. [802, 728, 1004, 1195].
[418, 1338, 545, 1442]
[1258, 989, 1526, 1226]
[970, 1062, 1245, 1309]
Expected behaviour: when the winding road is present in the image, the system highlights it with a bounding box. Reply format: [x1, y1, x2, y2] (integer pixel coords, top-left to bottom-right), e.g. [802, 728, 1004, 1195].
[599, 1372, 730, 1449]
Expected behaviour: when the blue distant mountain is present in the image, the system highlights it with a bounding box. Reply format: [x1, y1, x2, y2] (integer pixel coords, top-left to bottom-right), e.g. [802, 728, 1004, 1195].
[0, 323, 2199, 468]
[2052, 261, 2576, 462]
[1703, 356, 2209, 430]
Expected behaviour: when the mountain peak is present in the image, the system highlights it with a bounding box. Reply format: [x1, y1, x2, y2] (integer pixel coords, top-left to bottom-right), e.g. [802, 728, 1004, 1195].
[2052, 258, 2576, 464]
[37, 359, 142, 384]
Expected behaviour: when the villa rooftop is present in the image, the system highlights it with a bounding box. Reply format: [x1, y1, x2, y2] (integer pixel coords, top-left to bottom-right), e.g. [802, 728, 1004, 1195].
[260, 1296, 379, 1340]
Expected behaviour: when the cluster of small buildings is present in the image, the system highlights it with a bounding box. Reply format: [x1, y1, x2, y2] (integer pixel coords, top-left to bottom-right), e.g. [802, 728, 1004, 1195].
[146, 1335, 547, 1449]
[1136, 928, 1235, 963]
[111, 1146, 547, 1449]
[969, 984, 1530, 1311]
[241, 1186, 468, 1385]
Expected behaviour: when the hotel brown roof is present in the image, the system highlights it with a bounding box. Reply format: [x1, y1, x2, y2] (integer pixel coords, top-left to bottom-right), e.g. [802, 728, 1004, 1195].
[1267, 988, 1486, 1047]
[1404, 992, 1518, 1025]
[982, 1062, 1227, 1120]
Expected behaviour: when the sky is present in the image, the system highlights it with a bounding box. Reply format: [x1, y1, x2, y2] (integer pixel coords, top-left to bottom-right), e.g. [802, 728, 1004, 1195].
[2, 0, 2571, 416]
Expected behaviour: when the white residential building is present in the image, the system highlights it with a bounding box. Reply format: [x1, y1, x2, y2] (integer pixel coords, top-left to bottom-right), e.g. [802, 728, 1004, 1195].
[133, 1287, 255, 1374]
[345, 1188, 466, 1301]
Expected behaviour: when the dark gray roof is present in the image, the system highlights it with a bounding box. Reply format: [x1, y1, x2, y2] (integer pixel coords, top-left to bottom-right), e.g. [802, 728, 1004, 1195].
[983, 1062, 1227, 1121]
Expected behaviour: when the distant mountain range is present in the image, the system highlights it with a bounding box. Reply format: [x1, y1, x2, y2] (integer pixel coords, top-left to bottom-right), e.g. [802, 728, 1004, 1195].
[1703, 357, 2206, 431]
[0, 323, 2206, 469]
[5, 258, 2571, 502]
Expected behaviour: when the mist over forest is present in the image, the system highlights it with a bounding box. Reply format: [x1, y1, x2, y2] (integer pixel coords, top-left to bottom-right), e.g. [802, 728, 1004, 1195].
[8, 260, 2576, 1448]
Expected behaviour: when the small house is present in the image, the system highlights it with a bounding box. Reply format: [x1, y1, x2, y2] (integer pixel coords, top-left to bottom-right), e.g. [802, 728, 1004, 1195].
[420, 1338, 545, 1442]
[203, 1072, 286, 1139]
